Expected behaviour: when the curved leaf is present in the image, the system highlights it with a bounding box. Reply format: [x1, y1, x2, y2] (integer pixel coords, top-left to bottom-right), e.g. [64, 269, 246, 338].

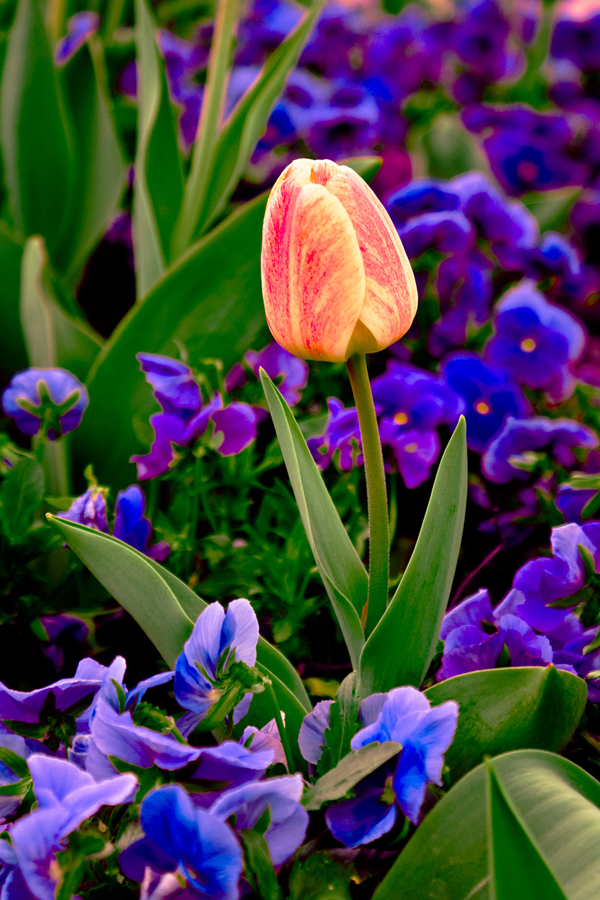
[46, 515, 310, 716]
[373, 749, 600, 900]
[0, 221, 27, 376]
[358, 417, 467, 697]
[303, 741, 401, 811]
[261, 371, 367, 666]
[425, 665, 586, 782]
[72, 193, 268, 488]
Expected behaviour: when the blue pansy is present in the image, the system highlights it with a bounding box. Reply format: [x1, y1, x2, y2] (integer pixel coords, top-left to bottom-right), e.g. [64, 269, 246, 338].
[551, 4, 600, 72]
[54, 11, 100, 64]
[481, 415, 598, 483]
[441, 353, 529, 453]
[386, 179, 459, 226]
[2, 368, 88, 440]
[396, 210, 475, 258]
[308, 399, 362, 472]
[324, 687, 458, 846]
[9, 755, 135, 900]
[59, 485, 109, 533]
[211, 774, 308, 866]
[119, 785, 243, 900]
[174, 599, 259, 734]
[485, 281, 586, 402]
[298, 700, 333, 765]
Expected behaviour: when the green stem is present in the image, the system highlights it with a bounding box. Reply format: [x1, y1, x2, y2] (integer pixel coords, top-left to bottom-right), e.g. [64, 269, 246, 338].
[170, 0, 240, 258]
[265, 679, 295, 774]
[346, 353, 389, 637]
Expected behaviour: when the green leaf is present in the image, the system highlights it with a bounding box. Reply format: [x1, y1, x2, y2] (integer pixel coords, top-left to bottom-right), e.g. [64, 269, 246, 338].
[373, 750, 600, 900]
[289, 852, 353, 900]
[0, 221, 27, 376]
[72, 193, 268, 489]
[358, 417, 467, 697]
[340, 156, 382, 183]
[58, 41, 126, 283]
[19, 236, 102, 379]
[521, 187, 581, 234]
[0, 0, 77, 258]
[186, 0, 326, 238]
[0, 746, 29, 778]
[316, 673, 360, 777]
[303, 741, 401, 811]
[0, 457, 45, 545]
[261, 372, 367, 668]
[425, 666, 586, 782]
[239, 829, 283, 900]
[133, 0, 183, 295]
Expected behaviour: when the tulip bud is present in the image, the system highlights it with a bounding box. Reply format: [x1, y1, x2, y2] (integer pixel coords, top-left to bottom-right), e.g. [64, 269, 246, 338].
[261, 158, 418, 363]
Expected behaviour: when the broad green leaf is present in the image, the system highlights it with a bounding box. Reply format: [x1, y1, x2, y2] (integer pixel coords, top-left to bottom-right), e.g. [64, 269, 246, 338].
[19, 236, 103, 379]
[289, 852, 353, 900]
[522, 187, 581, 234]
[316, 673, 360, 776]
[261, 372, 367, 666]
[425, 666, 586, 782]
[0, 0, 77, 258]
[341, 156, 382, 183]
[239, 829, 283, 900]
[72, 193, 269, 489]
[303, 741, 401, 811]
[185, 0, 326, 238]
[58, 41, 126, 284]
[0, 457, 45, 545]
[46, 516, 311, 756]
[133, 0, 183, 295]
[0, 746, 29, 778]
[0, 220, 27, 376]
[373, 750, 600, 900]
[358, 417, 467, 697]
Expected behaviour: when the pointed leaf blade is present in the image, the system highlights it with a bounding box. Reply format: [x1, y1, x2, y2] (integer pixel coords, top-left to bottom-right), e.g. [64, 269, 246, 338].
[358, 417, 467, 696]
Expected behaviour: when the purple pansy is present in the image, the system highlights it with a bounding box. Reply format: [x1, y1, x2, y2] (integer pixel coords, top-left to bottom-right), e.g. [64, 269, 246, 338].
[551, 3, 600, 72]
[54, 11, 100, 64]
[485, 281, 586, 402]
[1, 368, 88, 440]
[441, 353, 529, 453]
[495, 522, 600, 633]
[240, 719, 286, 768]
[372, 362, 464, 430]
[119, 785, 243, 900]
[245, 342, 308, 406]
[298, 700, 333, 765]
[379, 424, 440, 489]
[174, 599, 259, 735]
[556, 484, 598, 523]
[325, 687, 458, 845]
[396, 210, 475, 259]
[308, 399, 362, 472]
[60, 483, 169, 562]
[481, 416, 598, 483]
[188, 741, 275, 809]
[211, 403, 262, 457]
[437, 589, 553, 681]
[211, 774, 308, 866]
[9, 755, 135, 900]
[430, 249, 494, 356]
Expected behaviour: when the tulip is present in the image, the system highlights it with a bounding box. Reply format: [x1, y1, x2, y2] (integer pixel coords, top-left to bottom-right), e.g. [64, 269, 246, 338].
[261, 158, 418, 363]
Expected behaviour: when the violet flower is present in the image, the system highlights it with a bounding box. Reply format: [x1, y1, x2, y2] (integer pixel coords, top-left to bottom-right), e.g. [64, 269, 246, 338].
[54, 11, 99, 64]
[551, 3, 600, 72]
[8, 755, 136, 900]
[119, 785, 243, 900]
[481, 416, 598, 484]
[308, 399, 362, 472]
[174, 599, 260, 735]
[298, 700, 333, 765]
[325, 687, 458, 845]
[1, 368, 88, 440]
[441, 353, 529, 453]
[211, 774, 308, 866]
[245, 342, 308, 406]
[485, 281, 586, 402]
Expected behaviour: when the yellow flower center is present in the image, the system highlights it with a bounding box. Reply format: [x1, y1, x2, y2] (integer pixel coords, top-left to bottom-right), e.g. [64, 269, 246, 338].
[520, 337, 537, 353]
[394, 411, 409, 425]
[404, 443, 418, 453]
[475, 401, 491, 415]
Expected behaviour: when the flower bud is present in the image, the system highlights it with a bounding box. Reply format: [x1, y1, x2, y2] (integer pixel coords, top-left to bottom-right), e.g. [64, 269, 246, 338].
[261, 158, 418, 363]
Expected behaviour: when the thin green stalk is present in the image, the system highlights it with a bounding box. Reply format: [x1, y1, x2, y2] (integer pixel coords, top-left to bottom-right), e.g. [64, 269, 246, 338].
[170, 0, 240, 258]
[346, 353, 389, 637]
[103, 0, 127, 42]
[265, 679, 295, 774]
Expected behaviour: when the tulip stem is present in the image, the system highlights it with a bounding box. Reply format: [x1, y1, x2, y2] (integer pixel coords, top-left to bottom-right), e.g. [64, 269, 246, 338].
[346, 353, 389, 637]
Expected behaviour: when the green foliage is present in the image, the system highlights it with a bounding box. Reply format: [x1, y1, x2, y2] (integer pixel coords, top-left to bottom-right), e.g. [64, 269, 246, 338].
[316, 673, 360, 776]
[0, 456, 45, 545]
[373, 750, 600, 900]
[289, 852, 354, 900]
[261, 372, 367, 670]
[240, 829, 283, 900]
[358, 417, 468, 697]
[303, 741, 401, 811]
[425, 666, 587, 782]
